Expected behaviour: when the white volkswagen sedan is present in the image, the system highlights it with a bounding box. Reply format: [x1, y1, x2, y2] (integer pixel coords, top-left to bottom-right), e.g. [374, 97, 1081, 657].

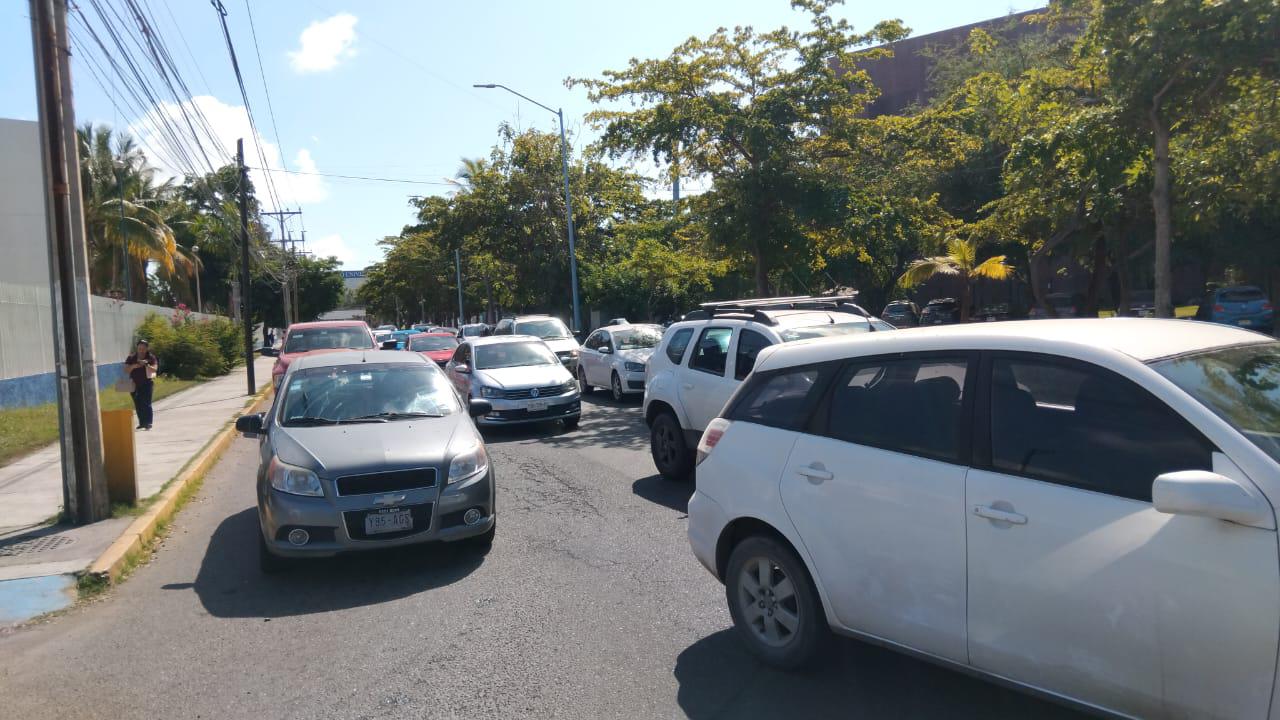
[577, 323, 663, 401]
[688, 319, 1280, 719]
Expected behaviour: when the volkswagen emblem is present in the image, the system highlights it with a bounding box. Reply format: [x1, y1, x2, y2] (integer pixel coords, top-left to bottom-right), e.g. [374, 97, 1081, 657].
[530, 387, 540, 398]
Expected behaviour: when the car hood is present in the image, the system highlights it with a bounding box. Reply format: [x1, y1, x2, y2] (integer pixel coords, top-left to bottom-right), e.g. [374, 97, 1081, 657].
[538, 337, 580, 354]
[614, 347, 655, 364]
[475, 364, 572, 389]
[272, 413, 471, 475]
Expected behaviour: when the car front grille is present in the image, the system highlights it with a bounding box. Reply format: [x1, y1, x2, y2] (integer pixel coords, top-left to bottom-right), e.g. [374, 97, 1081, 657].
[335, 468, 437, 497]
[502, 382, 575, 400]
[488, 400, 580, 420]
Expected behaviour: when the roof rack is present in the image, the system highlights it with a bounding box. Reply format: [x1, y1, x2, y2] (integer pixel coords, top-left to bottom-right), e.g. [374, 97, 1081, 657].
[683, 294, 871, 323]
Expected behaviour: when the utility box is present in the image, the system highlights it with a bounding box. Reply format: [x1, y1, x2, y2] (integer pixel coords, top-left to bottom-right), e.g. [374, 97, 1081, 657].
[100, 408, 138, 506]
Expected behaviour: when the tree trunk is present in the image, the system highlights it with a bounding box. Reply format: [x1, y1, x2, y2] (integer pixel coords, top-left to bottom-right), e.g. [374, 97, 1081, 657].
[1029, 248, 1054, 318]
[1150, 107, 1174, 318]
[1083, 231, 1109, 317]
[1114, 230, 1131, 316]
[752, 240, 770, 297]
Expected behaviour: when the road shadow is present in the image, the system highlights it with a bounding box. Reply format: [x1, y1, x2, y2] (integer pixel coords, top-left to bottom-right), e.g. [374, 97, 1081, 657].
[481, 394, 648, 452]
[674, 629, 1085, 719]
[177, 507, 484, 618]
[631, 474, 690, 513]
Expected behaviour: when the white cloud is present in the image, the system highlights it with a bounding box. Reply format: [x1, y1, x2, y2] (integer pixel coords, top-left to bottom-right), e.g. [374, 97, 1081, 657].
[288, 14, 358, 73]
[307, 233, 353, 265]
[129, 95, 328, 207]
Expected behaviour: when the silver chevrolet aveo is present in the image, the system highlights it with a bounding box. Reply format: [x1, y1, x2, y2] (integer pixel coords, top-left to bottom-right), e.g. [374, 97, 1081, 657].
[236, 350, 496, 573]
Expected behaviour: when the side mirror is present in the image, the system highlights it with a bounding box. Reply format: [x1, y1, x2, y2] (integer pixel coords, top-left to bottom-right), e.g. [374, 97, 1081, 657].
[235, 412, 264, 437]
[381, 340, 399, 350]
[468, 398, 492, 418]
[259, 346, 277, 357]
[455, 364, 471, 374]
[1153, 470, 1272, 527]
[599, 346, 613, 355]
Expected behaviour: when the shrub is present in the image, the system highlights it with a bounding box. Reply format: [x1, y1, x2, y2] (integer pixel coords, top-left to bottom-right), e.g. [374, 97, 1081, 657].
[134, 311, 228, 380]
[198, 317, 243, 368]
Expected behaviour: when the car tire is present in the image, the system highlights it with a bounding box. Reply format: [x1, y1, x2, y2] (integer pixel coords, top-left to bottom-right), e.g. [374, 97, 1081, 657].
[725, 535, 827, 670]
[562, 416, 580, 431]
[610, 372, 625, 402]
[578, 367, 593, 394]
[649, 411, 692, 482]
[258, 529, 288, 574]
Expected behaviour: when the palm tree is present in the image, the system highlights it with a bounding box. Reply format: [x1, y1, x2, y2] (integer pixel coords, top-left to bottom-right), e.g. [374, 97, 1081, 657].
[898, 237, 1014, 322]
[77, 124, 190, 301]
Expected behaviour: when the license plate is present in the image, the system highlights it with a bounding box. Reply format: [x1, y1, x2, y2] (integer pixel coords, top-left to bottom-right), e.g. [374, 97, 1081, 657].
[527, 399, 548, 412]
[365, 508, 412, 535]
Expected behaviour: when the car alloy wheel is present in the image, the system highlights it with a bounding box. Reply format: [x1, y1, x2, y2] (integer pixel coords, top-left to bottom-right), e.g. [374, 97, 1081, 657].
[725, 535, 826, 669]
[578, 367, 593, 394]
[611, 372, 624, 402]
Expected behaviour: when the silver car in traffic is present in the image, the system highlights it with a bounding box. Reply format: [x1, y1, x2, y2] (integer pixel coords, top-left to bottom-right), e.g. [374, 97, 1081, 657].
[236, 350, 496, 572]
[445, 335, 581, 430]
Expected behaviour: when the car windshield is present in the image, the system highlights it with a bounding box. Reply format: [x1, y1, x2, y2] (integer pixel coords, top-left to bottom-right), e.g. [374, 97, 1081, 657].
[410, 336, 458, 352]
[279, 363, 459, 425]
[461, 325, 485, 336]
[778, 320, 875, 342]
[1152, 343, 1280, 463]
[1221, 288, 1266, 303]
[515, 318, 572, 339]
[283, 327, 373, 353]
[475, 341, 559, 369]
[613, 326, 662, 350]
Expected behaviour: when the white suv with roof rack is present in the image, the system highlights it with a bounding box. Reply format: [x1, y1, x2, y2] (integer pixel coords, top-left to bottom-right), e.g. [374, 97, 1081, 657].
[642, 295, 892, 481]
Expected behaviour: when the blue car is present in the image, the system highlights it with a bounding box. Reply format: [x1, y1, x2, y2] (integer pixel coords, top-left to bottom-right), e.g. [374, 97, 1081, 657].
[1196, 286, 1274, 331]
[390, 329, 416, 349]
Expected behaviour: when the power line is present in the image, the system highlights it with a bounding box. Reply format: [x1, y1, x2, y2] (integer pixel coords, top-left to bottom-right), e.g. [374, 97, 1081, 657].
[246, 167, 457, 186]
[242, 0, 298, 204]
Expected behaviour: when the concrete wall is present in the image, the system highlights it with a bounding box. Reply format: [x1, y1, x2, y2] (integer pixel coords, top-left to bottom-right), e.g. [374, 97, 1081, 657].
[0, 119, 50, 287]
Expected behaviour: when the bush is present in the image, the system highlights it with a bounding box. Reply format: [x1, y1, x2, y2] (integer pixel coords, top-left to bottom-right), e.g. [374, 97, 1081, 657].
[197, 316, 243, 368]
[134, 311, 229, 380]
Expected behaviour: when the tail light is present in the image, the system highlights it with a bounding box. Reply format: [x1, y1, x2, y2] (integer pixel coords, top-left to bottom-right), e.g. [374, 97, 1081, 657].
[1214, 305, 1226, 313]
[696, 418, 731, 466]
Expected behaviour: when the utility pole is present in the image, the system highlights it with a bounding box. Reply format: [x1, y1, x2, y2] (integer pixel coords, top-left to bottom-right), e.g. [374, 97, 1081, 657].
[262, 208, 300, 328]
[237, 139, 255, 395]
[454, 248, 465, 326]
[30, 0, 108, 523]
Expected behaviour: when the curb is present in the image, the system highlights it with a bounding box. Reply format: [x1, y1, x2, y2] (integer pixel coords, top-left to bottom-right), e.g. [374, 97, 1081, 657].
[84, 385, 272, 584]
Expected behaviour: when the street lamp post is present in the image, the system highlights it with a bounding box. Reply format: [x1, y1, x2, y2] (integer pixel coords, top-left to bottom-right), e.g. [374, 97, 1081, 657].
[191, 244, 202, 314]
[473, 83, 582, 334]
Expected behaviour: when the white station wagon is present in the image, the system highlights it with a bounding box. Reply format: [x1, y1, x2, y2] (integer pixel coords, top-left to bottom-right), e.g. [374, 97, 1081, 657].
[688, 319, 1280, 718]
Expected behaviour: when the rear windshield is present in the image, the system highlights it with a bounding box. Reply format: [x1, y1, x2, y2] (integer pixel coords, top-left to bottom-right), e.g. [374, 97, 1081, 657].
[1221, 288, 1266, 303]
[410, 336, 459, 352]
[778, 320, 875, 342]
[284, 327, 373, 353]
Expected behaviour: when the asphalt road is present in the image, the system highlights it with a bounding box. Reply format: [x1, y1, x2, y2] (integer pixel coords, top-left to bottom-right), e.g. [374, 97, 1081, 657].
[0, 395, 1082, 719]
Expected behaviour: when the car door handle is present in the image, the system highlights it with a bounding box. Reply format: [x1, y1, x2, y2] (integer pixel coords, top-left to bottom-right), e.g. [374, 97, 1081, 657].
[972, 504, 1028, 525]
[795, 465, 833, 483]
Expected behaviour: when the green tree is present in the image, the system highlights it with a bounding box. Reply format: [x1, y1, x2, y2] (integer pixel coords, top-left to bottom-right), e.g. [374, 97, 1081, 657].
[898, 237, 1013, 321]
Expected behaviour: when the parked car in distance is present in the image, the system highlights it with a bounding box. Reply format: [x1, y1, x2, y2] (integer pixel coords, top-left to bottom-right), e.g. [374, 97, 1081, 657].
[237, 350, 495, 572]
[644, 295, 891, 481]
[492, 315, 580, 370]
[880, 301, 919, 328]
[1196, 285, 1274, 331]
[372, 329, 393, 348]
[1126, 289, 1156, 318]
[974, 303, 1011, 322]
[411, 323, 433, 333]
[1028, 292, 1079, 319]
[688, 318, 1280, 718]
[390, 328, 416, 349]
[604, 317, 628, 327]
[459, 323, 490, 339]
[578, 323, 663, 401]
[407, 332, 460, 366]
[919, 298, 960, 325]
[428, 326, 458, 335]
[445, 335, 581, 429]
[266, 320, 376, 387]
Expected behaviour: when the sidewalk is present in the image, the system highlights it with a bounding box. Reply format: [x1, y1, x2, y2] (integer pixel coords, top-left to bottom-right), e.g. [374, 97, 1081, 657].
[0, 357, 273, 625]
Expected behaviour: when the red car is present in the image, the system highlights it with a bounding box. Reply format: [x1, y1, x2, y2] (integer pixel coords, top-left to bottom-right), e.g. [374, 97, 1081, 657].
[406, 332, 459, 366]
[267, 321, 377, 386]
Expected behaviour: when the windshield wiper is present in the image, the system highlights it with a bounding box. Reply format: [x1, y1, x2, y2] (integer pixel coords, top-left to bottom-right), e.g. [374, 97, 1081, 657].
[345, 411, 442, 421]
[284, 416, 340, 426]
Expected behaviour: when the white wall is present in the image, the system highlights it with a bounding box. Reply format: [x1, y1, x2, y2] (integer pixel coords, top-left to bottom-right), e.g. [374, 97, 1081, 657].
[0, 118, 51, 287]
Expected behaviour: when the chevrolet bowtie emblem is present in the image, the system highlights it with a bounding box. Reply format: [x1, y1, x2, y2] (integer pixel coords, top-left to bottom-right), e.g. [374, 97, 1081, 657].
[373, 493, 406, 507]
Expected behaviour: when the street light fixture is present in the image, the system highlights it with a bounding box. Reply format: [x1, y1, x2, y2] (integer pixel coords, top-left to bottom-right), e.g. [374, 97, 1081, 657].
[473, 83, 582, 334]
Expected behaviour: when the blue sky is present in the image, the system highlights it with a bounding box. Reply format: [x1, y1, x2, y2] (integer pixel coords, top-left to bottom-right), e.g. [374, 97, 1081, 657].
[2, 0, 1041, 271]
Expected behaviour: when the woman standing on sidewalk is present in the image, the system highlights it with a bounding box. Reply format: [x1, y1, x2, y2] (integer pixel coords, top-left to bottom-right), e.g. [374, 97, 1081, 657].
[125, 339, 159, 430]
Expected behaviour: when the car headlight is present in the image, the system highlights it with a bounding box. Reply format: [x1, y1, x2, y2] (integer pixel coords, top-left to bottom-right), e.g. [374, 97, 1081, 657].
[624, 361, 646, 373]
[479, 385, 503, 399]
[269, 457, 322, 496]
[448, 442, 489, 484]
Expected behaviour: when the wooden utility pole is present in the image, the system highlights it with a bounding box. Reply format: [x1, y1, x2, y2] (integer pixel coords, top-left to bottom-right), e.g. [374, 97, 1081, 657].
[262, 209, 300, 326]
[237, 139, 255, 394]
[29, 0, 108, 523]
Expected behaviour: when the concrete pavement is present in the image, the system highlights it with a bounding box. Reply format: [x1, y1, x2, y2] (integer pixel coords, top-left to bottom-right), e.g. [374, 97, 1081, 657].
[0, 356, 273, 624]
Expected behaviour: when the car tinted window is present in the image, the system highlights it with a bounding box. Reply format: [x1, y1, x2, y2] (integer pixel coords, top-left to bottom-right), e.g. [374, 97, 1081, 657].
[990, 357, 1212, 502]
[664, 327, 694, 364]
[409, 336, 458, 352]
[827, 356, 968, 462]
[284, 327, 373, 353]
[730, 367, 822, 429]
[734, 329, 772, 380]
[690, 327, 732, 376]
[1221, 288, 1266, 303]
